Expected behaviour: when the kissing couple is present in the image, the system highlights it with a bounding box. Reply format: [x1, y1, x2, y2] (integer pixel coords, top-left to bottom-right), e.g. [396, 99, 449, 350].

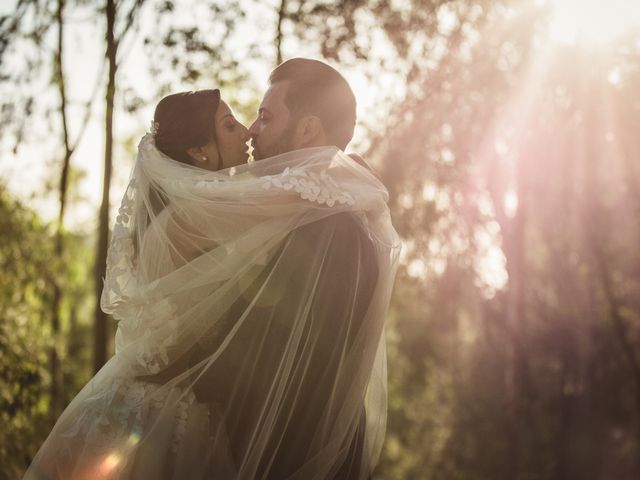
[25, 58, 400, 480]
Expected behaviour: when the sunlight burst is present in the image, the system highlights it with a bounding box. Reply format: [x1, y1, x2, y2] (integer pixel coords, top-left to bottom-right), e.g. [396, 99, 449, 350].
[544, 0, 640, 45]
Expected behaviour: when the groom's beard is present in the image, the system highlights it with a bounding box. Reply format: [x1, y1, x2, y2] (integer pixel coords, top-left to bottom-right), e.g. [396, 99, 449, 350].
[252, 124, 297, 161]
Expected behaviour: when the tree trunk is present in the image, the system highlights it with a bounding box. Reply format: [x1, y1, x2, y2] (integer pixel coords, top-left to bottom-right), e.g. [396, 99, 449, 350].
[583, 82, 640, 470]
[275, 0, 286, 66]
[503, 180, 527, 478]
[50, 0, 72, 418]
[94, 0, 117, 373]
[486, 146, 535, 477]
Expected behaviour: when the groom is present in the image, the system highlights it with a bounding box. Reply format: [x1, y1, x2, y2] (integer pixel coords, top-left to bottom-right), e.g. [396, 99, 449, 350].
[249, 58, 378, 478]
[250, 58, 373, 173]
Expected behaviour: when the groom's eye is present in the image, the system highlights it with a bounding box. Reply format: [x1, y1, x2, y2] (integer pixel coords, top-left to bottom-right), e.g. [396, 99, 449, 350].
[259, 111, 271, 122]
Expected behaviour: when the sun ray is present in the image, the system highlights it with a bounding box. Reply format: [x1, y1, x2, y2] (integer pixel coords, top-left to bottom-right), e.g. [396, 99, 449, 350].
[542, 0, 640, 46]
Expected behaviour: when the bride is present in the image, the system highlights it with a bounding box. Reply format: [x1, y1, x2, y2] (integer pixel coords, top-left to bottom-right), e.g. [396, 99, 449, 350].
[24, 88, 399, 479]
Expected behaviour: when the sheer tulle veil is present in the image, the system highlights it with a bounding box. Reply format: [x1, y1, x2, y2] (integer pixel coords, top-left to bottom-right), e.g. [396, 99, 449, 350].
[24, 133, 400, 479]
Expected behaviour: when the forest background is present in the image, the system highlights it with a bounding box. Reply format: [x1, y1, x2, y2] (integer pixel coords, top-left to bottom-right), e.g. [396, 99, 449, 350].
[1, 0, 640, 478]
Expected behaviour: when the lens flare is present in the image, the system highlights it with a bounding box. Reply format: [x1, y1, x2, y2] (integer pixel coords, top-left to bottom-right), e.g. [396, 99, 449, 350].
[98, 453, 121, 476]
[127, 432, 141, 447]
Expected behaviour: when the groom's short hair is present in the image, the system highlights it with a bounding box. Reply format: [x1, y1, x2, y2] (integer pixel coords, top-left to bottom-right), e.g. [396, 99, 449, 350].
[269, 58, 356, 150]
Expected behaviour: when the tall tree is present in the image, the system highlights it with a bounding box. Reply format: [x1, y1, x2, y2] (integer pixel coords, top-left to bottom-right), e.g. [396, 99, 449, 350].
[275, 0, 287, 65]
[49, 0, 71, 420]
[93, 0, 145, 372]
[1, 0, 100, 417]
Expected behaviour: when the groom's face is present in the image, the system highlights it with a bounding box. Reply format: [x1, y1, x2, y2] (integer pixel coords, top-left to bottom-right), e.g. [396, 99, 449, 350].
[249, 82, 297, 160]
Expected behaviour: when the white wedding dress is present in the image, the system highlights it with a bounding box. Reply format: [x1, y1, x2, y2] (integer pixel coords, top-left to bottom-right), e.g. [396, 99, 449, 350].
[24, 134, 400, 479]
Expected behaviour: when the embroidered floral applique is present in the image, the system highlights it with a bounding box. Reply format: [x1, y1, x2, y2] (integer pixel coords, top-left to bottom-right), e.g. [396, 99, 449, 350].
[78, 375, 200, 472]
[104, 178, 138, 302]
[261, 167, 355, 207]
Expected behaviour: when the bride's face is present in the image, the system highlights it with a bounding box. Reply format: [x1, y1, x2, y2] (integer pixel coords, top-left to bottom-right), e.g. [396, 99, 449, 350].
[197, 100, 250, 171]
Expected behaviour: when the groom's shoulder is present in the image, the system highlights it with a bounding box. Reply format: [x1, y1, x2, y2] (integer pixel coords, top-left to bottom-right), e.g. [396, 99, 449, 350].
[294, 212, 375, 263]
[346, 153, 368, 169]
[347, 153, 381, 181]
[296, 212, 361, 238]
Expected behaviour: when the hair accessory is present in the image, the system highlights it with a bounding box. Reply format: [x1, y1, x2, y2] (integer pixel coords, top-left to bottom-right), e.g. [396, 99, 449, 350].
[150, 120, 160, 136]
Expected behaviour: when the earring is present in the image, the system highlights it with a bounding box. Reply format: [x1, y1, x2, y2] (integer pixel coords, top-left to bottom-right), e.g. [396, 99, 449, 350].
[201, 156, 208, 162]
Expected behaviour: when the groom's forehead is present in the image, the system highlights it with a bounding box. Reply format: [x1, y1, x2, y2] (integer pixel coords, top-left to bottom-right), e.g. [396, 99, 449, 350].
[260, 82, 289, 112]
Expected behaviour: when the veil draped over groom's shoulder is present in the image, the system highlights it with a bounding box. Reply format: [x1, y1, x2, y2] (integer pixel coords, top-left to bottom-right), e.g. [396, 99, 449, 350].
[25, 133, 400, 480]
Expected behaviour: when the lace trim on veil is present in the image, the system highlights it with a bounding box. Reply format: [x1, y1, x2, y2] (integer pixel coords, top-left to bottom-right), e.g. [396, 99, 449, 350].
[261, 166, 356, 207]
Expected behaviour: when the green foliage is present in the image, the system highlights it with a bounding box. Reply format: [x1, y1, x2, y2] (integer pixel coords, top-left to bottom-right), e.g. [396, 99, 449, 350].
[0, 185, 94, 479]
[0, 184, 55, 479]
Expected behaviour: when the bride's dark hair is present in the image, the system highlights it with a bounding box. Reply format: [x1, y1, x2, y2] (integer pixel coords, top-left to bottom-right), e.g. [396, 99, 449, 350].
[153, 89, 221, 165]
[139, 89, 222, 242]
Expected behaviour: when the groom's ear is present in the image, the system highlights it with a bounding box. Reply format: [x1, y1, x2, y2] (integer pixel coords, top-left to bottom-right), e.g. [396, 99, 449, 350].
[295, 115, 326, 148]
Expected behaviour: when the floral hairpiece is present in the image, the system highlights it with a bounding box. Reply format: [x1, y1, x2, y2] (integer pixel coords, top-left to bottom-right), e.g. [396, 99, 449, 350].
[150, 120, 160, 136]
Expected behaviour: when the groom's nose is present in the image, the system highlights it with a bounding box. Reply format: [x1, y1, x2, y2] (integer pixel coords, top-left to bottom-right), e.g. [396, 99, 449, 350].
[249, 118, 259, 137]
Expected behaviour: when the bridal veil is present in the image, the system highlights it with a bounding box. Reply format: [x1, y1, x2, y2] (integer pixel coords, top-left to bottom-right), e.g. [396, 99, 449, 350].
[25, 133, 400, 479]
